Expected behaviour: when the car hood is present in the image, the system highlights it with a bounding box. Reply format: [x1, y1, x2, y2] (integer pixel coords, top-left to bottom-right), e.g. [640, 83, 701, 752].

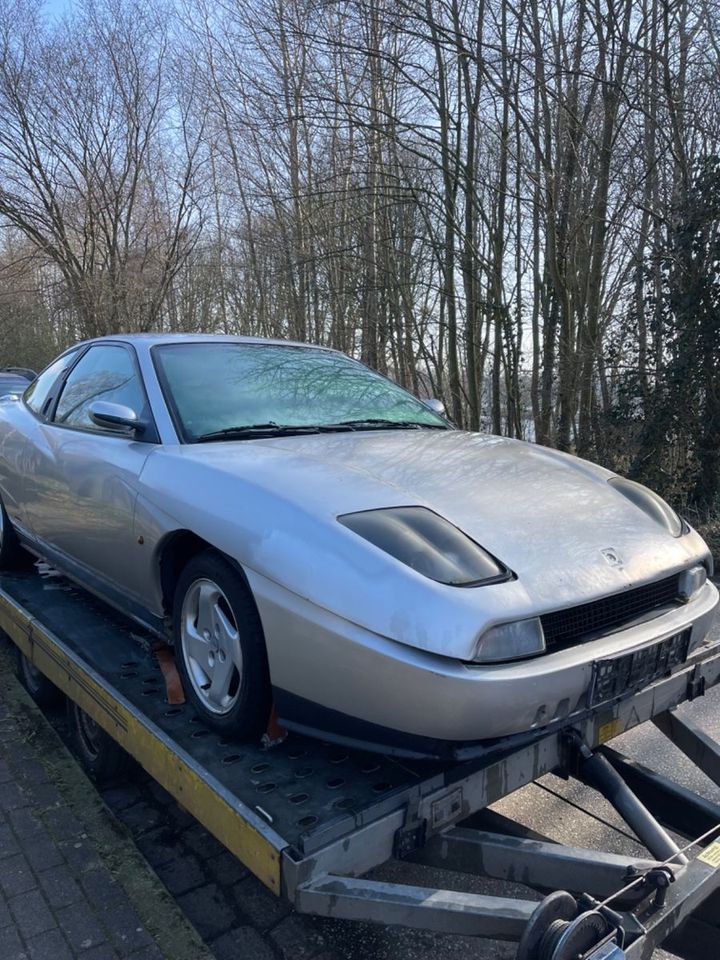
[141, 430, 710, 658]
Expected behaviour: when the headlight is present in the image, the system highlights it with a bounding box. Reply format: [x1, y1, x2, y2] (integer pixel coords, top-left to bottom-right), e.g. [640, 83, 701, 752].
[608, 477, 685, 538]
[474, 618, 545, 663]
[338, 506, 511, 586]
[678, 564, 707, 601]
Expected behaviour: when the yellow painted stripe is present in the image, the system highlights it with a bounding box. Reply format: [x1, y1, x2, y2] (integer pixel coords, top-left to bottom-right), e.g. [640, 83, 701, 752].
[0, 594, 283, 893]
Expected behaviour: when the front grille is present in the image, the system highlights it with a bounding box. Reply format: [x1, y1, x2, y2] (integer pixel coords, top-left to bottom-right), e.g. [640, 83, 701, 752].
[541, 574, 682, 649]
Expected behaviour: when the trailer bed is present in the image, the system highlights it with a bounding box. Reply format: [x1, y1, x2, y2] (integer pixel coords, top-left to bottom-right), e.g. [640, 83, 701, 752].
[1, 564, 720, 960]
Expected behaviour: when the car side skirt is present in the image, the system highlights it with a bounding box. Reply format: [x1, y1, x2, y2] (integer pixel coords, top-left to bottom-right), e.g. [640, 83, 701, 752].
[17, 531, 166, 638]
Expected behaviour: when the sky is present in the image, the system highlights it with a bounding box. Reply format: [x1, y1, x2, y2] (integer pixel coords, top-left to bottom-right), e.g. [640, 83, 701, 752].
[44, 0, 73, 21]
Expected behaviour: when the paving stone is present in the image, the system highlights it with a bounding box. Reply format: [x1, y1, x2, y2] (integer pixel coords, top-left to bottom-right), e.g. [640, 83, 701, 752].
[60, 838, 102, 872]
[98, 785, 141, 813]
[43, 807, 84, 842]
[0, 822, 21, 859]
[0, 780, 29, 811]
[0, 853, 37, 898]
[23, 832, 66, 872]
[164, 804, 195, 830]
[102, 901, 152, 956]
[2, 739, 34, 763]
[81, 944, 120, 960]
[0, 923, 28, 960]
[26, 782, 62, 809]
[0, 724, 23, 747]
[155, 853, 205, 896]
[115, 801, 164, 835]
[124, 947, 163, 960]
[8, 808, 44, 840]
[8, 888, 56, 940]
[181, 824, 224, 861]
[212, 926, 277, 960]
[37, 865, 84, 909]
[176, 882, 235, 940]
[26, 928, 73, 960]
[232, 875, 291, 930]
[270, 914, 328, 960]
[205, 850, 249, 887]
[0, 892, 11, 928]
[145, 781, 174, 807]
[14, 761, 49, 786]
[56, 901, 107, 952]
[79, 867, 121, 909]
[134, 827, 181, 869]
[0, 760, 13, 783]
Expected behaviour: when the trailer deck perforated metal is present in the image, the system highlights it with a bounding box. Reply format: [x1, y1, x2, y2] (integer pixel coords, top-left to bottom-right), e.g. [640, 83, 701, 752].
[1, 565, 719, 960]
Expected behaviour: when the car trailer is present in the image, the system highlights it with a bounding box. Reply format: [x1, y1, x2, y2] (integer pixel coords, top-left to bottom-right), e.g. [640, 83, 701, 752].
[0, 566, 719, 960]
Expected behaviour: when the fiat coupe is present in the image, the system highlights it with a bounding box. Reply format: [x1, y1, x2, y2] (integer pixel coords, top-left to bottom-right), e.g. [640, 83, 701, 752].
[0, 335, 716, 757]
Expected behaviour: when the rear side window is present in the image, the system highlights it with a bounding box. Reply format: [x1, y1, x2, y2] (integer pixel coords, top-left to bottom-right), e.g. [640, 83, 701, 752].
[24, 349, 81, 417]
[53, 345, 145, 431]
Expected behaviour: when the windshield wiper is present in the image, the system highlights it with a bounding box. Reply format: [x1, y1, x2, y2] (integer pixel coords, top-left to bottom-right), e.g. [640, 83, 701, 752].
[194, 418, 450, 442]
[194, 423, 323, 443]
[328, 419, 449, 431]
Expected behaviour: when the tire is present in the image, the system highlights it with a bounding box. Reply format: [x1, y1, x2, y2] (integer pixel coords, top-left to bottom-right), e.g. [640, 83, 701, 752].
[15, 648, 63, 708]
[0, 496, 24, 569]
[173, 550, 271, 738]
[66, 699, 131, 783]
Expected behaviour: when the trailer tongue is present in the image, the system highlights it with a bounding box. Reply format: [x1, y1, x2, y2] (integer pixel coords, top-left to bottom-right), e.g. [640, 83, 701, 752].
[1, 565, 719, 960]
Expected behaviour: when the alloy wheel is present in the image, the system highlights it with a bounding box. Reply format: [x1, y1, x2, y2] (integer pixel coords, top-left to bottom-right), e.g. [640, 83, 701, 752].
[180, 578, 243, 716]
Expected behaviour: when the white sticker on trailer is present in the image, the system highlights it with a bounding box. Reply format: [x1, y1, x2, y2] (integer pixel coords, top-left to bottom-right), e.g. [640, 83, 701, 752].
[697, 839, 720, 867]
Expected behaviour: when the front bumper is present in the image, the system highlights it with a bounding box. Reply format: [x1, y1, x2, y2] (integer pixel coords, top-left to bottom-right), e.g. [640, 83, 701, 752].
[250, 571, 720, 752]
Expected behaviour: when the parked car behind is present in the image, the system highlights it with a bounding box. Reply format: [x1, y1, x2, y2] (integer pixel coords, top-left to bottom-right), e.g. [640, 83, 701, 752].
[0, 368, 36, 399]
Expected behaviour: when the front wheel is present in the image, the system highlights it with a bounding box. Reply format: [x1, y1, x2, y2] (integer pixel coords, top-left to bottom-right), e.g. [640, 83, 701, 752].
[173, 550, 271, 738]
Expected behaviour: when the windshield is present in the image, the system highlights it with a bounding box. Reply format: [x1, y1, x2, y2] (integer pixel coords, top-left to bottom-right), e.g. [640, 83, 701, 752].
[153, 342, 448, 442]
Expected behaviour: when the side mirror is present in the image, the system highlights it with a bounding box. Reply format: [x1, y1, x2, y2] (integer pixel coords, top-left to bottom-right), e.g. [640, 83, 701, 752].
[423, 398, 446, 417]
[88, 401, 144, 434]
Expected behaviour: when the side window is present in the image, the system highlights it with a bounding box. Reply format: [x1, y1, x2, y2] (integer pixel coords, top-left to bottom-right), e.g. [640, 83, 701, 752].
[24, 349, 80, 417]
[53, 345, 145, 431]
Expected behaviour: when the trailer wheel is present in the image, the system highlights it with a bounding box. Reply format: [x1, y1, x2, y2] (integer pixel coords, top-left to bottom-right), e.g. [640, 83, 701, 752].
[0, 497, 25, 569]
[173, 550, 271, 738]
[67, 700, 130, 783]
[15, 648, 62, 707]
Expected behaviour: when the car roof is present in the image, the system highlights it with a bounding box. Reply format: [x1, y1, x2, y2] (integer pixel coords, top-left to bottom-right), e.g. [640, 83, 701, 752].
[0, 375, 29, 392]
[77, 333, 336, 352]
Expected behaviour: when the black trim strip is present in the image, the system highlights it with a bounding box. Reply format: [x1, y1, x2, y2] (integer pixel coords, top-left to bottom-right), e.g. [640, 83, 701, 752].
[31, 629, 128, 732]
[274, 687, 472, 761]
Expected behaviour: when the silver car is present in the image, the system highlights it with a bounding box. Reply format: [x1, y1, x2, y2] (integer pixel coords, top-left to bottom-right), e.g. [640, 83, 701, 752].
[0, 335, 716, 757]
[0, 369, 35, 400]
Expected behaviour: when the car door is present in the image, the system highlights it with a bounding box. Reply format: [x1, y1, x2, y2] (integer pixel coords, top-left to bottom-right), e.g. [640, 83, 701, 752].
[26, 343, 157, 608]
[0, 348, 83, 534]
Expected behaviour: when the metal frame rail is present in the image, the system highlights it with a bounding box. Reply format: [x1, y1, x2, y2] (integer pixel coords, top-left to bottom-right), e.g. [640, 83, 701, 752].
[0, 568, 719, 960]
